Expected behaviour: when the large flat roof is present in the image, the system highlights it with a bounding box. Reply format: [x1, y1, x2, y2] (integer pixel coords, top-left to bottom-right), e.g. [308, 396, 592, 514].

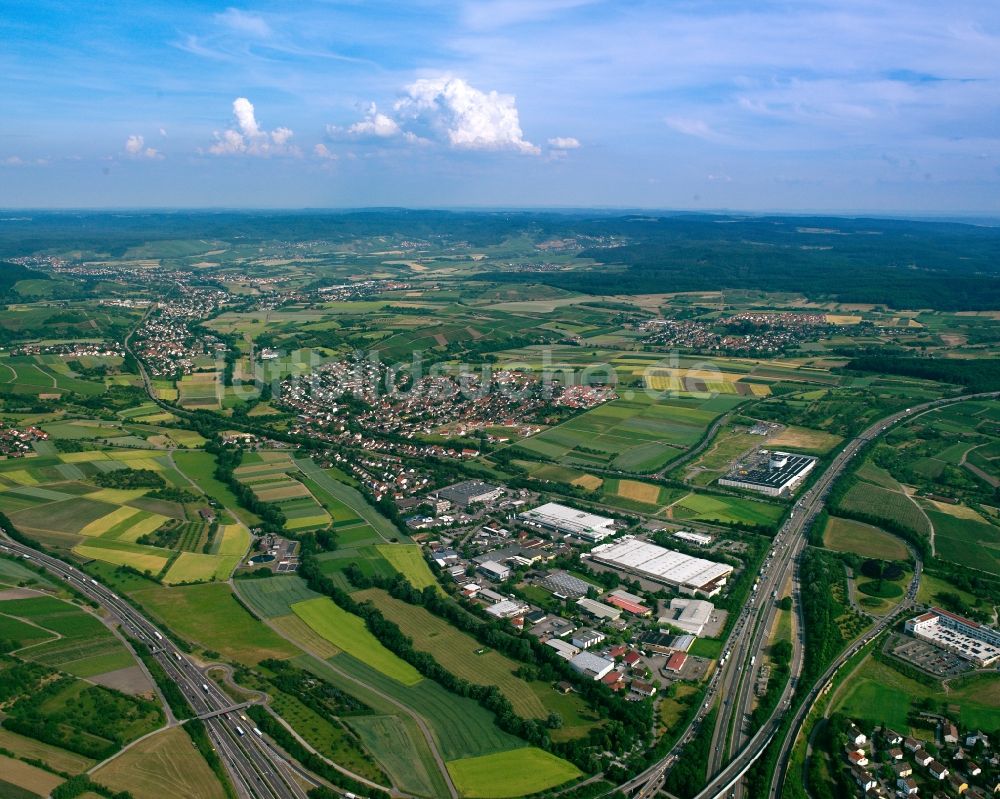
[591, 537, 732, 590]
[722, 451, 816, 489]
[519, 502, 616, 536]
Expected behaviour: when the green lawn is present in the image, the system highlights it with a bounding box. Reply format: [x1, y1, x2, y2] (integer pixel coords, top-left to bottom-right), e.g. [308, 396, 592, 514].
[375, 544, 441, 593]
[671, 492, 783, 527]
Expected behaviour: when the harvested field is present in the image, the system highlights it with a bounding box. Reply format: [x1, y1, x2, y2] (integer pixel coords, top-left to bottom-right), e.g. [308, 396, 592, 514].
[614, 479, 662, 504]
[0, 754, 64, 796]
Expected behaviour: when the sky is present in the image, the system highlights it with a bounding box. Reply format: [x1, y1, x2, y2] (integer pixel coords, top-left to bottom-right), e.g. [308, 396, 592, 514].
[1, 0, 999, 213]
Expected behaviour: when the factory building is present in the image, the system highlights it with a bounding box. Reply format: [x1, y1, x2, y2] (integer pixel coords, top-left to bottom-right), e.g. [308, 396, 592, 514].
[518, 502, 617, 543]
[589, 536, 732, 597]
[718, 450, 817, 497]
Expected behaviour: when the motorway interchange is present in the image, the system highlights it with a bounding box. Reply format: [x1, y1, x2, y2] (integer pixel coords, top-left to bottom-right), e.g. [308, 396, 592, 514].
[0, 535, 315, 799]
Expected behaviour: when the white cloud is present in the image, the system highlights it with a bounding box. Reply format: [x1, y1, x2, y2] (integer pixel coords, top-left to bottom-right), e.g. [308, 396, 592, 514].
[548, 136, 580, 150]
[313, 143, 338, 160]
[208, 97, 299, 157]
[215, 7, 271, 38]
[345, 103, 403, 139]
[394, 77, 539, 154]
[124, 134, 163, 159]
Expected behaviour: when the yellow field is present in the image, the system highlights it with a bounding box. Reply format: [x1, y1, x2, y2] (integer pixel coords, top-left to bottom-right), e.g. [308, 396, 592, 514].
[85, 487, 147, 504]
[156, 387, 179, 400]
[615, 479, 662, 504]
[135, 412, 175, 423]
[923, 500, 989, 522]
[80, 506, 141, 537]
[0, 754, 64, 796]
[825, 314, 863, 324]
[255, 483, 311, 502]
[746, 383, 772, 397]
[113, 450, 163, 461]
[217, 524, 251, 556]
[768, 425, 842, 453]
[93, 727, 225, 799]
[572, 474, 604, 490]
[74, 544, 170, 574]
[257, 451, 294, 464]
[59, 451, 110, 463]
[118, 513, 171, 542]
[122, 458, 166, 471]
[269, 613, 342, 659]
[4, 469, 38, 484]
[162, 552, 240, 585]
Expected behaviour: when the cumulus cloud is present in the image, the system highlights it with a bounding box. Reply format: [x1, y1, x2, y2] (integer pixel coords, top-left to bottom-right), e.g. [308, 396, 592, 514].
[394, 77, 540, 154]
[548, 136, 580, 150]
[209, 98, 298, 157]
[342, 103, 404, 139]
[124, 134, 163, 159]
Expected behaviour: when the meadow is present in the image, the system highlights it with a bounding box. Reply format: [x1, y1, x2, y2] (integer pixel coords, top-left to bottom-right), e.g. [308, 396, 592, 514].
[668, 492, 784, 528]
[821, 516, 910, 561]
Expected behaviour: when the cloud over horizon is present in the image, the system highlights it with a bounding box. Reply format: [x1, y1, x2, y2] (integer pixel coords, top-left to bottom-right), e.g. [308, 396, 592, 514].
[208, 98, 298, 157]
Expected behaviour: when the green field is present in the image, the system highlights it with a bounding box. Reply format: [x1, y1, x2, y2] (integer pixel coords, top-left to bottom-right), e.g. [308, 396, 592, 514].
[832, 656, 999, 732]
[173, 451, 261, 526]
[670, 492, 783, 527]
[292, 597, 422, 685]
[927, 510, 1000, 575]
[375, 544, 441, 592]
[822, 516, 909, 561]
[446, 748, 582, 798]
[835, 481, 931, 542]
[295, 458, 403, 541]
[130, 583, 298, 664]
[234, 575, 321, 618]
[347, 714, 448, 797]
[355, 588, 552, 719]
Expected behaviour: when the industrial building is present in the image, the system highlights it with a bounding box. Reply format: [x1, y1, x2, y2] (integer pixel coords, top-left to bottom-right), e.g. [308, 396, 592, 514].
[606, 589, 652, 617]
[673, 530, 712, 547]
[905, 608, 1000, 667]
[661, 597, 715, 636]
[576, 596, 622, 621]
[571, 629, 605, 649]
[518, 502, 618, 542]
[477, 560, 511, 582]
[589, 536, 733, 597]
[538, 570, 595, 600]
[545, 638, 580, 660]
[568, 651, 615, 681]
[434, 480, 505, 507]
[717, 450, 817, 497]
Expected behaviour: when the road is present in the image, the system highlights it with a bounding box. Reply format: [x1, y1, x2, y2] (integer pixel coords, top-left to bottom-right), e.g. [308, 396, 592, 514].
[617, 390, 997, 799]
[0, 534, 317, 799]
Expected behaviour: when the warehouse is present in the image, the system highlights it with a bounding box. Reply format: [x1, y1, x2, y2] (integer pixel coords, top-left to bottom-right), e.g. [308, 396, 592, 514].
[569, 651, 615, 681]
[576, 597, 622, 621]
[433, 479, 504, 506]
[606, 589, 652, 617]
[661, 597, 715, 636]
[518, 502, 617, 542]
[717, 450, 817, 497]
[673, 530, 712, 547]
[589, 536, 733, 597]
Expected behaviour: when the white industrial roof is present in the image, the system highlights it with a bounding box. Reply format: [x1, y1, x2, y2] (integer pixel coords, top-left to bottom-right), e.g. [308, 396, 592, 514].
[520, 502, 616, 535]
[591, 537, 732, 590]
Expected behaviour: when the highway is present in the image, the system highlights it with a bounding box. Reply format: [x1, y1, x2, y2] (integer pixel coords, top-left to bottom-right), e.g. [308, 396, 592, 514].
[0, 533, 316, 799]
[617, 390, 997, 799]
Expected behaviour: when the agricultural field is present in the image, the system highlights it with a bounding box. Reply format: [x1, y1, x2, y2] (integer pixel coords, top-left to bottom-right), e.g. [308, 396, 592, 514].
[513, 393, 743, 472]
[292, 596, 422, 685]
[446, 748, 582, 798]
[821, 516, 910, 561]
[667, 492, 784, 528]
[834, 481, 932, 545]
[0, 593, 139, 680]
[92, 727, 225, 799]
[374, 544, 441, 592]
[0, 753, 64, 798]
[355, 588, 596, 729]
[177, 372, 221, 410]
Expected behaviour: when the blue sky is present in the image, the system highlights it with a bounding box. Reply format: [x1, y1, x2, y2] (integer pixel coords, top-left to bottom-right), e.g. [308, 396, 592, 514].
[1, 0, 999, 212]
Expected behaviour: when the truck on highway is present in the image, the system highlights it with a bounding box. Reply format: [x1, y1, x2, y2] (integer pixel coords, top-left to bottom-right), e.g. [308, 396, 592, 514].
[153, 631, 163, 641]
[235, 725, 245, 736]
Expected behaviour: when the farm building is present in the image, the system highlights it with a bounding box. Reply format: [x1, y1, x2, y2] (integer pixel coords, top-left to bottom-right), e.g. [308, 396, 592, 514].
[569, 651, 615, 681]
[433, 479, 504, 507]
[661, 598, 715, 636]
[589, 536, 732, 597]
[576, 597, 622, 621]
[717, 450, 817, 497]
[518, 502, 617, 543]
